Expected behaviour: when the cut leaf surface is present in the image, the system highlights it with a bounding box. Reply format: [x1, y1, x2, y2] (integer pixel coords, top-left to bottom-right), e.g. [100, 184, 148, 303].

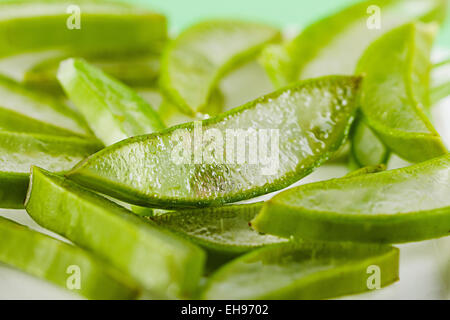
[0, 75, 92, 137]
[58, 58, 165, 145]
[431, 58, 450, 105]
[202, 242, 399, 299]
[68, 76, 361, 208]
[252, 153, 450, 243]
[351, 119, 390, 168]
[153, 202, 286, 256]
[0, 132, 101, 208]
[261, 0, 446, 87]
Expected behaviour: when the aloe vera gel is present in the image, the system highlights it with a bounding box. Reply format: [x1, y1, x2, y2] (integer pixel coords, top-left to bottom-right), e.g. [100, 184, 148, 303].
[0, 0, 448, 300]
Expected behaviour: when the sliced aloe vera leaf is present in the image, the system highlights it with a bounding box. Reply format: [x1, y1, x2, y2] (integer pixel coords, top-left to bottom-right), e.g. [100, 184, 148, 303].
[160, 19, 280, 115]
[58, 58, 165, 145]
[0, 132, 101, 209]
[344, 164, 386, 178]
[430, 58, 450, 105]
[0, 106, 84, 137]
[0, 216, 140, 300]
[252, 153, 450, 243]
[219, 59, 274, 111]
[201, 241, 399, 299]
[67, 76, 361, 208]
[350, 120, 390, 168]
[0, 75, 92, 137]
[357, 22, 447, 163]
[24, 53, 161, 94]
[0, 0, 167, 58]
[261, 0, 447, 87]
[25, 167, 206, 298]
[154, 202, 286, 256]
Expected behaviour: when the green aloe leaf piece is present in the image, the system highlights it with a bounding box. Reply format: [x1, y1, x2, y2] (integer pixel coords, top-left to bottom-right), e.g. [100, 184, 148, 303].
[0, 216, 140, 300]
[67, 76, 361, 208]
[201, 242, 399, 299]
[24, 53, 161, 94]
[350, 119, 390, 168]
[430, 58, 450, 105]
[350, 54, 450, 170]
[261, 0, 447, 87]
[0, 0, 167, 58]
[0, 75, 92, 137]
[25, 167, 206, 298]
[0, 132, 101, 209]
[344, 163, 386, 178]
[153, 202, 286, 257]
[160, 19, 281, 115]
[357, 22, 446, 163]
[252, 153, 450, 243]
[58, 58, 165, 145]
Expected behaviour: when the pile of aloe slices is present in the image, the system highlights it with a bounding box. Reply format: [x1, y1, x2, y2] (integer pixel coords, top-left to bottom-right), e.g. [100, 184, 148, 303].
[0, 0, 449, 300]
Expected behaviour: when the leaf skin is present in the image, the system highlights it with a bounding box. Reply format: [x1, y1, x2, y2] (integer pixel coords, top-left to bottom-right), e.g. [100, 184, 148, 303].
[430, 58, 450, 105]
[67, 76, 361, 208]
[201, 241, 399, 300]
[357, 22, 447, 163]
[160, 19, 281, 115]
[153, 202, 286, 270]
[344, 163, 386, 178]
[25, 167, 206, 299]
[252, 153, 450, 244]
[0, 132, 102, 209]
[24, 53, 161, 94]
[0, 74, 93, 138]
[58, 58, 165, 146]
[261, 0, 447, 87]
[0, 0, 167, 58]
[0, 216, 141, 300]
[153, 202, 284, 253]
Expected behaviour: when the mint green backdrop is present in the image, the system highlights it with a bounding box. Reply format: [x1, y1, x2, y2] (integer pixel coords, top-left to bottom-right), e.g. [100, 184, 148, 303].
[129, 0, 450, 47]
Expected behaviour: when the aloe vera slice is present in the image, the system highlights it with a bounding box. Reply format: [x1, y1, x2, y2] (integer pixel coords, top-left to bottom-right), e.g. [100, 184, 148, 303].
[0, 132, 101, 209]
[261, 0, 446, 87]
[24, 53, 160, 94]
[154, 202, 286, 255]
[0, 0, 167, 58]
[160, 19, 280, 115]
[202, 242, 399, 299]
[67, 76, 361, 208]
[25, 167, 205, 298]
[58, 58, 165, 145]
[357, 22, 447, 163]
[0, 216, 140, 300]
[431, 58, 450, 105]
[351, 120, 390, 168]
[252, 153, 450, 243]
[0, 75, 92, 137]
[344, 164, 386, 178]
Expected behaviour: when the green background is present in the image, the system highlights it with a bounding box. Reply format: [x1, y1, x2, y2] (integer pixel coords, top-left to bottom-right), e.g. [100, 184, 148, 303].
[130, 0, 450, 47]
